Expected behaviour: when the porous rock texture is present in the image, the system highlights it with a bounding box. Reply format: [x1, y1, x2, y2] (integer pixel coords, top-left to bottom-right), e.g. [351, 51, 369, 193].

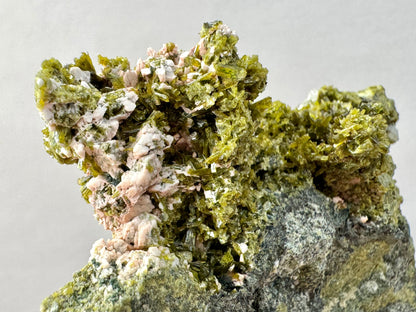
[36, 21, 416, 311]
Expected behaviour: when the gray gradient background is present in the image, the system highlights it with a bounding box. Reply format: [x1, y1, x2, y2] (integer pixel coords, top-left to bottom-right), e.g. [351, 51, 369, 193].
[1, 0, 415, 310]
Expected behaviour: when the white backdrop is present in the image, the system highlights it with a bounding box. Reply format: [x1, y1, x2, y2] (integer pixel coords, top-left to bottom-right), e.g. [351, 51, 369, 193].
[1, 0, 415, 310]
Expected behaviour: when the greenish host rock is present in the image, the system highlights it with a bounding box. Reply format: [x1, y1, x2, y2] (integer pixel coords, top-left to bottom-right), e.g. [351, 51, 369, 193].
[35, 21, 416, 311]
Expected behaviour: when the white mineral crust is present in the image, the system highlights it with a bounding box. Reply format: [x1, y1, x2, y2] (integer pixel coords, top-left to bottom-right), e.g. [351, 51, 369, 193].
[90, 238, 179, 281]
[69, 66, 91, 82]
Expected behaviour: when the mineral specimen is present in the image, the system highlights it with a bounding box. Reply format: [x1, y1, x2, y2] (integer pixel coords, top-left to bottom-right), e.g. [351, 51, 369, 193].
[36, 21, 416, 311]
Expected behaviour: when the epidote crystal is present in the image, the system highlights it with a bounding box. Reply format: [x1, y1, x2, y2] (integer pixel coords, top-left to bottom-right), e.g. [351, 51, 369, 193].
[36, 21, 416, 311]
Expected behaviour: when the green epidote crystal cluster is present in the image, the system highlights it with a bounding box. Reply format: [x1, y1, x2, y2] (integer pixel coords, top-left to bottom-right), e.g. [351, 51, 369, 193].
[36, 21, 415, 311]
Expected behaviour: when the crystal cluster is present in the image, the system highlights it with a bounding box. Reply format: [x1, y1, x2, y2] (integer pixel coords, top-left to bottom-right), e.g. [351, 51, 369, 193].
[36, 21, 416, 311]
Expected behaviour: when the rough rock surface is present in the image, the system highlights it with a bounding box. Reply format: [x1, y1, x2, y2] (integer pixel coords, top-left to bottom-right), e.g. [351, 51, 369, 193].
[35, 21, 416, 311]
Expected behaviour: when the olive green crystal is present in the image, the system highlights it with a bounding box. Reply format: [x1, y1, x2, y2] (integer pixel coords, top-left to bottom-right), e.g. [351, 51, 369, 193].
[36, 21, 415, 311]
